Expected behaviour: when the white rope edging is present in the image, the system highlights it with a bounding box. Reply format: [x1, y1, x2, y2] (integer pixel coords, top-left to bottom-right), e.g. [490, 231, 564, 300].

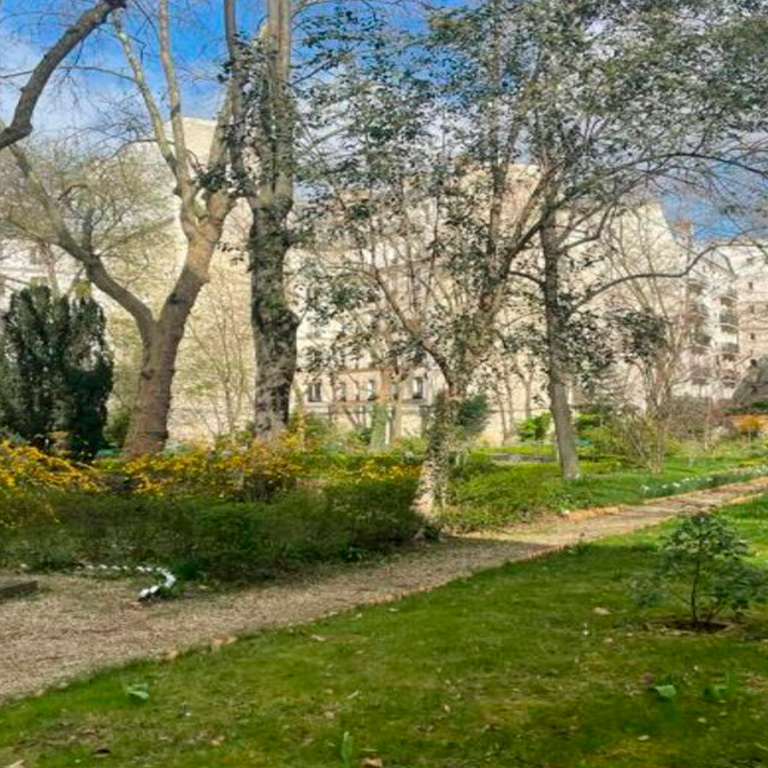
[82, 564, 177, 601]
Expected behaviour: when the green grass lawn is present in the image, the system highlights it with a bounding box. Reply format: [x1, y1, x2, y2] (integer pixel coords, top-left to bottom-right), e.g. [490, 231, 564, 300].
[3, 498, 768, 767]
[446, 451, 768, 529]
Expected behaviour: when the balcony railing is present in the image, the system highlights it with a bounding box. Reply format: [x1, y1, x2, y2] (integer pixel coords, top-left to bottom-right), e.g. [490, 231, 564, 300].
[690, 300, 709, 317]
[719, 311, 739, 328]
[692, 333, 712, 348]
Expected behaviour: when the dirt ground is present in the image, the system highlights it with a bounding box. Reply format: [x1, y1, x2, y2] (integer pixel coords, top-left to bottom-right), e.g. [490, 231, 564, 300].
[2, 476, 767, 704]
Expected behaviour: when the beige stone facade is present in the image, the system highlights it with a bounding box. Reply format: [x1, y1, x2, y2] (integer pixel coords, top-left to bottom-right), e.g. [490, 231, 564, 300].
[2, 120, 764, 446]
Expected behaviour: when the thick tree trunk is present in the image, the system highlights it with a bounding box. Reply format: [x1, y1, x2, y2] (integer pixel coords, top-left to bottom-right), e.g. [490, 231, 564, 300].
[123, 329, 181, 457]
[249, 218, 299, 439]
[541, 220, 581, 480]
[232, 0, 296, 441]
[122, 248, 215, 457]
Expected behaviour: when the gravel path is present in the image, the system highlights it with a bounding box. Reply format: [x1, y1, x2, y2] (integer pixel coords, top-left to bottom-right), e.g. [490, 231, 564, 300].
[2, 476, 767, 704]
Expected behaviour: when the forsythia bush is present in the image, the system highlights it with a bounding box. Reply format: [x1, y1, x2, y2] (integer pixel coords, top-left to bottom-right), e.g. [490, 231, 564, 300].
[118, 436, 305, 500]
[326, 458, 421, 483]
[735, 414, 767, 440]
[0, 441, 100, 494]
[113, 440, 420, 500]
[0, 437, 423, 579]
[0, 437, 421, 502]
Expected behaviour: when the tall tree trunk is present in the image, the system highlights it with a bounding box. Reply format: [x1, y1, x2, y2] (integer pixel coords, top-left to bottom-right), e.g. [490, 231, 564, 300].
[391, 379, 405, 441]
[249, 216, 299, 439]
[522, 378, 533, 420]
[328, 372, 339, 427]
[123, 327, 181, 456]
[494, 383, 509, 444]
[412, 383, 463, 522]
[122, 245, 216, 457]
[541, 221, 581, 480]
[227, 0, 297, 440]
[369, 368, 392, 449]
[547, 370, 580, 479]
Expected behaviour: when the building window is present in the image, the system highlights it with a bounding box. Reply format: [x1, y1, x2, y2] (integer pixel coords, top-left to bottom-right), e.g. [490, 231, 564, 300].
[0, 275, 6, 298]
[29, 276, 49, 288]
[306, 285, 320, 304]
[366, 379, 377, 401]
[412, 376, 425, 400]
[750, 305, 756, 314]
[335, 382, 347, 402]
[751, 333, 757, 341]
[308, 381, 323, 403]
[749, 282, 754, 291]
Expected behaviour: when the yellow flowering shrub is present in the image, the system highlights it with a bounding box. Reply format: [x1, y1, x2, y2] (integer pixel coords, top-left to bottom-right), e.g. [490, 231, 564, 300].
[119, 435, 304, 499]
[0, 437, 419, 507]
[333, 459, 420, 483]
[735, 414, 767, 440]
[0, 441, 101, 494]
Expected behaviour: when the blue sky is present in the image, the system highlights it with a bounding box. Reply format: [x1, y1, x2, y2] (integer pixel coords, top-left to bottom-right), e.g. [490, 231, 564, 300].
[0, 0, 242, 138]
[1, 0, 764, 242]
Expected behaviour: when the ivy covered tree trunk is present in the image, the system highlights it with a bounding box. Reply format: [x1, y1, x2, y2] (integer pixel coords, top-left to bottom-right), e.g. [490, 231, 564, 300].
[541, 220, 581, 481]
[412, 384, 463, 522]
[226, 0, 299, 440]
[249, 214, 299, 439]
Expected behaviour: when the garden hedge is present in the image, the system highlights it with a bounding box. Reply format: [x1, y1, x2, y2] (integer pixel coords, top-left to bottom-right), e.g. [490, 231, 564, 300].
[0, 478, 420, 582]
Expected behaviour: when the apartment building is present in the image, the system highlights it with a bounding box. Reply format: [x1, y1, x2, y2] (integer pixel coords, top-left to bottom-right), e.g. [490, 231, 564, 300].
[680, 249, 741, 400]
[1, 122, 764, 445]
[0, 241, 78, 309]
[717, 242, 768, 365]
[296, 202, 762, 443]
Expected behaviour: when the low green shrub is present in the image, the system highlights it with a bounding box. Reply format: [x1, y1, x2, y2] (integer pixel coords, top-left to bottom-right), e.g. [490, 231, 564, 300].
[456, 394, 492, 443]
[0, 477, 420, 582]
[636, 512, 768, 627]
[516, 413, 552, 443]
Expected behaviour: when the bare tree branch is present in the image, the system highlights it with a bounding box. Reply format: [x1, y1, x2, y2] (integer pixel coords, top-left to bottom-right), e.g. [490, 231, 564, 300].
[0, 0, 129, 151]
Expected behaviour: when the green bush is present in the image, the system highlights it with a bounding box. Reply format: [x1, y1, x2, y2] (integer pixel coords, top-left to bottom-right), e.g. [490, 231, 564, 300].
[456, 394, 492, 443]
[0, 285, 113, 459]
[104, 405, 132, 450]
[392, 435, 428, 455]
[575, 411, 606, 440]
[0, 478, 420, 582]
[517, 413, 552, 443]
[637, 512, 768, 626]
